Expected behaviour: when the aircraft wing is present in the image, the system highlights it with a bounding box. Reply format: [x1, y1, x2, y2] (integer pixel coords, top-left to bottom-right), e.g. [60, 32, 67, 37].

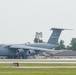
[10, 45, 56, 52]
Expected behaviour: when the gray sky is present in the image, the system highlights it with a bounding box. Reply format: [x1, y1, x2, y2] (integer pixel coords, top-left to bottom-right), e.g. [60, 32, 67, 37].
[0, 0, 76, 45]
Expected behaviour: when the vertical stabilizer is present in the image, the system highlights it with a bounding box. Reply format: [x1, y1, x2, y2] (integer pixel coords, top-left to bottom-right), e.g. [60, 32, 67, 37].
[47, 28, 64, 45]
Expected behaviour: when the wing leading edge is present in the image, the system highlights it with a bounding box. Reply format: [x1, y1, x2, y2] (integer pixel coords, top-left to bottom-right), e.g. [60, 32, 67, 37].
[10, 45, 56, 52]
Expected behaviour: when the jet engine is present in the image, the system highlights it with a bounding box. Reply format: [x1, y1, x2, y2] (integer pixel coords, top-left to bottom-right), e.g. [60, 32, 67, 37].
[16, 49, 25, 54]
[26, 50, 36, 55]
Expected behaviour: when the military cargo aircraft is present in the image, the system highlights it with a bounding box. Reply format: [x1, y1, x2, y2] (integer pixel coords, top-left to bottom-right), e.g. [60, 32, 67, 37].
[0, 28, 67, 58]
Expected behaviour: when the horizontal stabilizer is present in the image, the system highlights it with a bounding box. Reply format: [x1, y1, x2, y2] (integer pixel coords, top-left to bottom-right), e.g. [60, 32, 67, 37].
[51, 28, 72, 30]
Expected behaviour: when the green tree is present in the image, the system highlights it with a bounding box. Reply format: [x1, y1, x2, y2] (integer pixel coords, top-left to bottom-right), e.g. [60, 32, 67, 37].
[34, 38, 44, 43]
[66, 45, 71, 50]
[70, 38, 76, 50]
[55, 40, 65, 50]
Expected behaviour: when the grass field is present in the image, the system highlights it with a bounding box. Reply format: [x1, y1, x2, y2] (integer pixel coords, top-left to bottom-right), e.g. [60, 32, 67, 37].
[0, 68, 76, 75]
[0, 63, 76, 75]
[1, 63, 76, 67]
[0, 59, 76, 75]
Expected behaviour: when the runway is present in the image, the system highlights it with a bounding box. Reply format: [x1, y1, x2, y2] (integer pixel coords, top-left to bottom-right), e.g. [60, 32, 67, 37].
[0, 59, 76, 63]
[0, 59, 76, 62]
[1, 62, 76, 64]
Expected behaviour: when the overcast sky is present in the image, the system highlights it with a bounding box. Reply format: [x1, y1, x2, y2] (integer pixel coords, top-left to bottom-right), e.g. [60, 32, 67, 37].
[0, 0, 76, 45]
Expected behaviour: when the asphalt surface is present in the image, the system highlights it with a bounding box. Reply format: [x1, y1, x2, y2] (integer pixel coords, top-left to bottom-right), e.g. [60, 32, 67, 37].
[0, 59, 76, 63]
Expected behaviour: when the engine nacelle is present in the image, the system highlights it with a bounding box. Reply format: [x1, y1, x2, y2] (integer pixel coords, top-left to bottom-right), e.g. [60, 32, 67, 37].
[26, 50, 36, 55]
[17, 49, 25, 54]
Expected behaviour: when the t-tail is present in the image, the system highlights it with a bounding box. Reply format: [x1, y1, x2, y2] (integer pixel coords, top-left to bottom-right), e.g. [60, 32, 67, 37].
[47, 28, 69, 45]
